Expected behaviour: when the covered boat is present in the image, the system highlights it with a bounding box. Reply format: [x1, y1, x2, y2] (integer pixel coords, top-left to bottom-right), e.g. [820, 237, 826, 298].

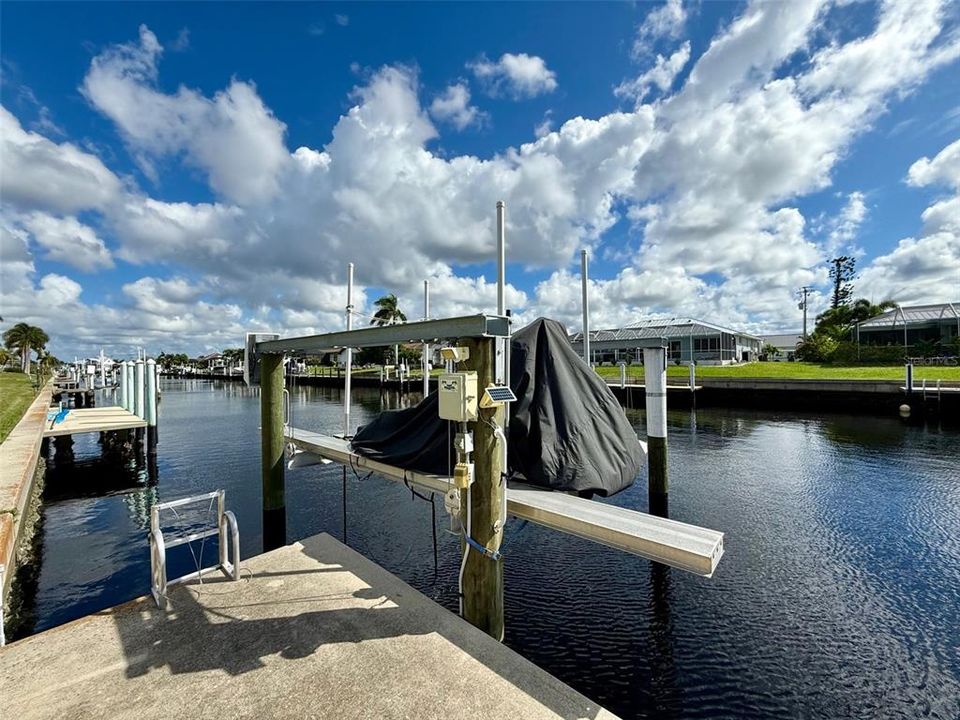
[351, 318, 644, 497]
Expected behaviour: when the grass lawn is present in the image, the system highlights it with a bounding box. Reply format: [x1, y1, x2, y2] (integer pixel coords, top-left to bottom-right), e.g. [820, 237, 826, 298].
[0, 372, 38, 443]
[594, 362, 960, 382]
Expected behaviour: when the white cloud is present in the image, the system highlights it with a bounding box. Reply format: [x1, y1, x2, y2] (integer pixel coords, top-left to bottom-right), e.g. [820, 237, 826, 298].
[0, 106, 122, 214]
[468, 53, 558, 98]
[335, 14, 349, 27]
[429, 83, 484, 130]
[4, 1, 960, 357]
[825, 191, 868, 253]
[907, 138, 960, 188]
[616, 42, 691, 104]
[631, 0, 687, 58]
[81, 25, 289, 204]
[859, 140, 960, 304]
[19, 212, 114, 271]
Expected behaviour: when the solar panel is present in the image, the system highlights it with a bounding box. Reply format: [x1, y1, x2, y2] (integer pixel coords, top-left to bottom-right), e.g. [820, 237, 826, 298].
[480, 385, 517, 407]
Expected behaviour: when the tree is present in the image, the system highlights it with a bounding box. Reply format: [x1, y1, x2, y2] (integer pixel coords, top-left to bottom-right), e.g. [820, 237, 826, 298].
[370, 294, 407, 326]
[3, 323, 49, 374]
[829, 256, 856, 309]
[0, 348, 10, 368]
[370, 294, 407, 365]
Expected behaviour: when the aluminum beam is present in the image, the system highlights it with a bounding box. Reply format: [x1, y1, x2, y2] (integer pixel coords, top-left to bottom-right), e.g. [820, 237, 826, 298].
[285, 428, 723, 577]
[258, 314, 510, 355]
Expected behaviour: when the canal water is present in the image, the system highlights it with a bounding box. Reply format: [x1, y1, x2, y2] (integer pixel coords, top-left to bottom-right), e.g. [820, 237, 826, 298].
[17, 379, 960, 719]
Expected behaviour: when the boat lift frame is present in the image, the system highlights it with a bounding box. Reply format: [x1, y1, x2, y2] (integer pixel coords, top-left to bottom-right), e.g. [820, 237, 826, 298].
[149, 490, 240, 610]
[251, 313, 724, 575]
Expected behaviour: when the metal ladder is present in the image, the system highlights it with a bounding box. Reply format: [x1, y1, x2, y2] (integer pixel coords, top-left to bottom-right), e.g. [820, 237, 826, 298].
[150, 490, 240, 610]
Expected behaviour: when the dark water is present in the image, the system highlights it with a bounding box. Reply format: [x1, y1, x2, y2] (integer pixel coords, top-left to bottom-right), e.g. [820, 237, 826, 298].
[20, 379, 960, 719]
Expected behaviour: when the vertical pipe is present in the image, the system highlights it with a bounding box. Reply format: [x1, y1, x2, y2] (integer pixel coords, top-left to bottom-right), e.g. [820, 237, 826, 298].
[496, 201, 506, 315]
[344, 263, 354, 437]
[905, 363, 913, 395]
[134, 360, 145, 420]
[496, 201, 507, 386]
[689, 362, 696, 390]
[620, 362, 626, 389]
[423, 279, 430, 397]
[581, 249, 590, 365]
[261, 353, 286, 550]
[644, 345, 668, 517]
[462, 337, 505, 640]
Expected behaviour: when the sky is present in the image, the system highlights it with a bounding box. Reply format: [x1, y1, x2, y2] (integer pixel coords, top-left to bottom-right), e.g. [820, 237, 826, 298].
[1, 0, 959, 360]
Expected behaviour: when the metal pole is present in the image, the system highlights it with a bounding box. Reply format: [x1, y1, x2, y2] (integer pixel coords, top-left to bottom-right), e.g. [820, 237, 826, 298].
[689, 362, 696, 390]
[423, 279, 430, 397]
[496, 201, 506, 316]
[581, 249, 590, 365]
[644, 345, 668, 517]
[134, 360, 145, 419]
[462, 337, 505, 640]
[495, 201, 507, 385]
[261, 353, 285, 551]
[344, 263, 354, 437]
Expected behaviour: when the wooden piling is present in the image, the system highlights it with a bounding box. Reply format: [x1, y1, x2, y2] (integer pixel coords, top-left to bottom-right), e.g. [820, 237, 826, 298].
[260, 353, 286, 551]
[643, 346, 668, 517]
[461, 337, 505, 640]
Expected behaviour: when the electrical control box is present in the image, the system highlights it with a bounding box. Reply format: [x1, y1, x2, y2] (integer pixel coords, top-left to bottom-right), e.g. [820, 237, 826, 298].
[438, 371, 478, 422]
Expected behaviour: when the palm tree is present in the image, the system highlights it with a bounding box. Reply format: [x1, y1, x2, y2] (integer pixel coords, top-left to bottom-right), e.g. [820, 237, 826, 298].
[0, 347, 10, 368]
[3, 323, 49, 374]
[370, 294, 407, 326]
[370, 294, 407, 366]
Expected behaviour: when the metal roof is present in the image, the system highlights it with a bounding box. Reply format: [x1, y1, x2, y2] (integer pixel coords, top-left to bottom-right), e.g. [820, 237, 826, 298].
[570, 317, 762, 343]
[857, 302, 960, 329]
[762, 333, 803, 347]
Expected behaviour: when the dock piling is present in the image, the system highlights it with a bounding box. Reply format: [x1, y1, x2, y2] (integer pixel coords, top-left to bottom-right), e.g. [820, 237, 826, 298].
[260, 353, 286, 551]
[644, 345, 669, 517]
[462, 337, 505, 640]
[146, 358, 158, 453]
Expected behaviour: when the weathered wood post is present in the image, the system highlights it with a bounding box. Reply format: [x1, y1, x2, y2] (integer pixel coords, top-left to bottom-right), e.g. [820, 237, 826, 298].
[462, 336, 505, 640]
[260, 352, 286, 551]
[644, 343, 668, 517]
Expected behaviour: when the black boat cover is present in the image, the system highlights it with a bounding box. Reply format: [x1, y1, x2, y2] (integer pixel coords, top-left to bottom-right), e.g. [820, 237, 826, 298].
[351, 317, 643, 497]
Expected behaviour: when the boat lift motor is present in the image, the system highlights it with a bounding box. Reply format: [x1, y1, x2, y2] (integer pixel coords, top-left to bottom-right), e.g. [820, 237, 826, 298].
[149, 489, 240, 610]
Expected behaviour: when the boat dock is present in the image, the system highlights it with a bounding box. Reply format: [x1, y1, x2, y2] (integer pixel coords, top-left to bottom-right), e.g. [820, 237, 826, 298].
[0, 532, 617, 720]
[43, 406, 146, 438]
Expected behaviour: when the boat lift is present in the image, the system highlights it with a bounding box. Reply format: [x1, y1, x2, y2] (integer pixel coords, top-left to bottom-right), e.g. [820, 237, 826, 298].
[250, 312, 724, 639]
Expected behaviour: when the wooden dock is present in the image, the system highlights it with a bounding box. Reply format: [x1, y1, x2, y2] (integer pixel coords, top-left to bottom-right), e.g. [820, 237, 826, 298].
[0, 533, 617, 720]
[43, 406, 146, 438]
[287, 429, 724, 577]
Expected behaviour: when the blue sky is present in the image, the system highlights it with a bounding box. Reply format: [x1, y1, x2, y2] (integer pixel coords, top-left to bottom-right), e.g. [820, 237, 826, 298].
[1, 1, 959, 358]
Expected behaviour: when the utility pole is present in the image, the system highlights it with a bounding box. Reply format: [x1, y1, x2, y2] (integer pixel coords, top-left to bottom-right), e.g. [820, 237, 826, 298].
[798, 287, 811, 338]
[461, 336, 505, 640]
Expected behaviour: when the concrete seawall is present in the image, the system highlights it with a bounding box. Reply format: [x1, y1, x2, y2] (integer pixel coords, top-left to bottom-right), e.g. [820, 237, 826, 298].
[610, 377, 959, 419]
[0, 383, 52, 600]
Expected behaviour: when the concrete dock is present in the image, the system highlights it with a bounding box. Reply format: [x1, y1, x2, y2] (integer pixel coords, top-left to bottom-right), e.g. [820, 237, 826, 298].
[1, 532, 616, 720]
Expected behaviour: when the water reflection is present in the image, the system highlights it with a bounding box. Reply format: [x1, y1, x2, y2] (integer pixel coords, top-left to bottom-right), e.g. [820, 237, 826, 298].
[19, 380, 960, 720]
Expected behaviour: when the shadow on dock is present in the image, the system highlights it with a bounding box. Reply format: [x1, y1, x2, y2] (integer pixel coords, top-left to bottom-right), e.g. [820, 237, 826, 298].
[3, 533, 614, 719]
